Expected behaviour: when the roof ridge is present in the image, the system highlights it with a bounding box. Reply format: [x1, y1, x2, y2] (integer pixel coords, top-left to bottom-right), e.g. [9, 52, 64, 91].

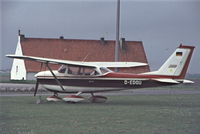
[21, 36, 142, 43]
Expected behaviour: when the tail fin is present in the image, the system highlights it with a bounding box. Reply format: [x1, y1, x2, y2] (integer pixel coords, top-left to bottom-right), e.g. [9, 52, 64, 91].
[148, 44, 195, 79]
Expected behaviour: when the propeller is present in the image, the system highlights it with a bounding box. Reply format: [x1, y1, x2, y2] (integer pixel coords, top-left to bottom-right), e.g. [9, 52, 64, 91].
[34, 80, 39, 96]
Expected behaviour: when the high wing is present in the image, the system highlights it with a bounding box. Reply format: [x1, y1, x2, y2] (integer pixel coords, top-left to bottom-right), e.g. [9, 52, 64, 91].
[86, 62, 147, 68]
[6, 55, 148, 68]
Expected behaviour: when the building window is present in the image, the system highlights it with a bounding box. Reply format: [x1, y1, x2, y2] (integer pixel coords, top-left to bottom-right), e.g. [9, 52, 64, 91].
[16, 66, 18, 73]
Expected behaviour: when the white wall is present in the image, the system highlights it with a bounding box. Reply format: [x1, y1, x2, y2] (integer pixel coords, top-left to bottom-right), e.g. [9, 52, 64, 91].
[10, 36, 27, 80]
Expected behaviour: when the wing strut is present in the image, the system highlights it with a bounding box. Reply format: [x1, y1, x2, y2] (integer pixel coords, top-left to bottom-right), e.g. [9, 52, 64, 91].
[46, 63, 65, 91]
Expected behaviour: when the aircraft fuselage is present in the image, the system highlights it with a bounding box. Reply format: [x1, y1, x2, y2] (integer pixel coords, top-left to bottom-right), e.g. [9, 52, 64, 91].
[37, 73, 176, 93]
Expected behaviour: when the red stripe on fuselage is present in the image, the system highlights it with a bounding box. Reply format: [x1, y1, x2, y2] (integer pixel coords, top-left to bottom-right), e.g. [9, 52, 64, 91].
[102, 72, 175, 79]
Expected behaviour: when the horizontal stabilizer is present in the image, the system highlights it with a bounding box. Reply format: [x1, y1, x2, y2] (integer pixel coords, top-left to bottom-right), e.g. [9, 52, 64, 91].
[153, 78, 179, 84]
[183, 79, 194, 84]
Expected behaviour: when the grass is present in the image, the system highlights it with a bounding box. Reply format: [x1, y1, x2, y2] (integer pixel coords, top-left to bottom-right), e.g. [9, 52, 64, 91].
[1, 94, 200, 134]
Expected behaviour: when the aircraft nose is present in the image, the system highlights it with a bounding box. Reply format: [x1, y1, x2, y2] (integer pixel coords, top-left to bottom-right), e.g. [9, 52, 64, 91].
[34, 71, 56, 78]
[35, 71, 49, 78]
[35, 72, 44, 78]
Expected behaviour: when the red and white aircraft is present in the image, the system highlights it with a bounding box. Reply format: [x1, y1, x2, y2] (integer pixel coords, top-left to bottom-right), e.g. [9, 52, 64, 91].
[7, 45, 195, 103]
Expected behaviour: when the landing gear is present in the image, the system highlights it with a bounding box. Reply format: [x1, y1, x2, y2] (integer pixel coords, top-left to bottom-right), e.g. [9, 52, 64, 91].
[46, 92, 62, 102]
[63, 95, 85, 103]
[89, 93, 107, 103]
[46, 92, 107, 103]
[62, 92, 84, 103]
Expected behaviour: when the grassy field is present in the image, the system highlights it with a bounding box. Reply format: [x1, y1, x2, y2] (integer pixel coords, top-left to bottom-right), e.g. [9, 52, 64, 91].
[1, 94, 200, 134]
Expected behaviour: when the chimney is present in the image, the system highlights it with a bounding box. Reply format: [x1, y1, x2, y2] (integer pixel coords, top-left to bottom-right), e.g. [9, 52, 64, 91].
[120, 38, 126, 50]
[20, 34, 25, 40]
[18, 29, 21, 35]
[18, 30, 25, 40]
[60, 36, 64, 39]
[100, 37, 106, 45]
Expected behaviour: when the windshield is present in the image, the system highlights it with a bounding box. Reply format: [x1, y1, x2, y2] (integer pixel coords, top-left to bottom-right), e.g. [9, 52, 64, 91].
[99, 67, 112, 75]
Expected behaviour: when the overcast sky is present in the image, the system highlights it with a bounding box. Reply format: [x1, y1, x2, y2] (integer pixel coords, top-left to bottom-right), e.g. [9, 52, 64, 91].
[1, 0, 200, 74]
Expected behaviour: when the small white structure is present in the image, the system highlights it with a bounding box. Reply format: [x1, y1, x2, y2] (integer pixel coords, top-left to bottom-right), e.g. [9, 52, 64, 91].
[10, 34, 27, 80]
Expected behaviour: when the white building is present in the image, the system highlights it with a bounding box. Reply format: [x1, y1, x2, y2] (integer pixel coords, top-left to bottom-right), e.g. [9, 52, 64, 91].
[10, 34, 27, 80]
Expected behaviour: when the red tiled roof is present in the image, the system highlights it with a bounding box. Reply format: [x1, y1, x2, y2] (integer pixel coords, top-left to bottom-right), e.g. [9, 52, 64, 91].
[20, 36, 150, 73]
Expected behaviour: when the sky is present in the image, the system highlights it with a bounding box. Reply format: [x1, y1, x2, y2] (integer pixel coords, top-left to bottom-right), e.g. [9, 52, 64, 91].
[1, 0, 200, 74]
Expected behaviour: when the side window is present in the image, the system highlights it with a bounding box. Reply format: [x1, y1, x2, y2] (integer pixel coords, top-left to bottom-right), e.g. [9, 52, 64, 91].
[67, 68, 72, 74]
[59, 68, 66, 73]
[58, 65, 66, 73]
[90, 70, 99, 76]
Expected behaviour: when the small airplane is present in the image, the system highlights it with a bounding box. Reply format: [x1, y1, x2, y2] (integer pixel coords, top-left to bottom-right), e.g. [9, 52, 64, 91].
[6, 44, 195, 103]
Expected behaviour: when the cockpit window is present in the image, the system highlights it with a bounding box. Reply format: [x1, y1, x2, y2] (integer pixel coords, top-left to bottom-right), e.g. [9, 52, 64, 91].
[65, 66, 98, 76]
[81, 67, 94, 75]
[90, 70, 100, 76]
[58, 65, 67, 73]
[100, 67, 112, 74]
[58, 65, 110, 76]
